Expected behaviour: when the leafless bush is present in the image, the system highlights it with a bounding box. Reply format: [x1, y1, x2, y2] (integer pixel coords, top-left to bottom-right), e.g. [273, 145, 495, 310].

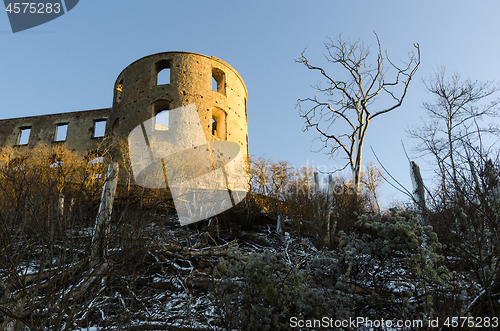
[245, 157, 381, 240]
[0, 144, 109, 329]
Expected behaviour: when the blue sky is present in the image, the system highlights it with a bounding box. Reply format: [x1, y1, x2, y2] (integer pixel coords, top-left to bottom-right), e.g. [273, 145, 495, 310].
[1, 1, 499, 206]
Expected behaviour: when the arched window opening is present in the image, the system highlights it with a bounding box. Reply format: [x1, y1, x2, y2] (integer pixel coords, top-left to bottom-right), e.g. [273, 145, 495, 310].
[212, 107, 226, 140]
[156, 60, 171, 85]
[153, 100, 170, 131]
[212, 67, 226, 95]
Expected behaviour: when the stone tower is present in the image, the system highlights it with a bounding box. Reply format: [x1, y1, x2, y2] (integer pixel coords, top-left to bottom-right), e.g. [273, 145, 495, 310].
[109, 52, 248, 160]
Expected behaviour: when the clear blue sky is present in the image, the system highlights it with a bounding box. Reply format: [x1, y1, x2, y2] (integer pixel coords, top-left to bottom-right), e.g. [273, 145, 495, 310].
[1, 1, 499, 206]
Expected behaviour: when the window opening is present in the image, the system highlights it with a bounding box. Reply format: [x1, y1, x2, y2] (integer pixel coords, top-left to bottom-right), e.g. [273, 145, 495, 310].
[18, 127, 31, 145]
[212, 77, 218, 92]
[156, 60, 171, 85]
[93, 119, 106, 138]
[116, 79, 123, 103]
[153, 100, 170, 131]
[55, 123, 68, 141]
[155, 110, 169, 131]
[212, 118, 218, 136]
[212, 67, 226, 95]
[212, 108, 227, 139]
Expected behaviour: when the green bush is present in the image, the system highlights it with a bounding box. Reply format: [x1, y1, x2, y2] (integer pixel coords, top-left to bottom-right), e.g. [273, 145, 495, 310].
[338, 209, 453, 323]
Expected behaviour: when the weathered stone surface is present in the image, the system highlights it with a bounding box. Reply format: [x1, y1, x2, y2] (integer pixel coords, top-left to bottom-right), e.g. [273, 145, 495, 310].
[0, 108, 111, 152]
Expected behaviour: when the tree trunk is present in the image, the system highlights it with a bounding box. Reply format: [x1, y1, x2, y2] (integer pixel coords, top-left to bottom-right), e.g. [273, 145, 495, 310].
[410, 161, 427, 224]
[313, 171, 320, 229]
[353, 118, 367, 200]
[323, 174, 334, 246]
[276, 214, 284, 237]
[58, 192, 64, 221]
[91, 163, 119, 267]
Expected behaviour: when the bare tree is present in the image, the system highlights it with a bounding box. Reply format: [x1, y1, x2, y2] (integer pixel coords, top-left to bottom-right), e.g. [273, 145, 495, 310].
[297, 33, 420, 198]
[407, 66, 499, 202]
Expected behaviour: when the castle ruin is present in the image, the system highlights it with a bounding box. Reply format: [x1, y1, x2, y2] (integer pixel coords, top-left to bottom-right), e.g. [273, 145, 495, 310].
[0, 52, 249, 185]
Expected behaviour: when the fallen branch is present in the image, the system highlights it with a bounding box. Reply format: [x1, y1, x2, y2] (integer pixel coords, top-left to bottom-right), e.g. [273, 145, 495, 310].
[158, 240, 238, 259]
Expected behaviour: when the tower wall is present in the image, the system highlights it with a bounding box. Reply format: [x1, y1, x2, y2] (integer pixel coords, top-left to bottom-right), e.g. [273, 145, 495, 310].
[108, 52, 248, 162]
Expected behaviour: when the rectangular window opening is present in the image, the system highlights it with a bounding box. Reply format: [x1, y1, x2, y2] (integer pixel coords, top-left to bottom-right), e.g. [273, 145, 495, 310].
[93, 119, 107, 138]
[157, 68, 170, 85]
[156, 60, 171, 85]
[55, 123, 68, 142]
[18, 127, 31, 145]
